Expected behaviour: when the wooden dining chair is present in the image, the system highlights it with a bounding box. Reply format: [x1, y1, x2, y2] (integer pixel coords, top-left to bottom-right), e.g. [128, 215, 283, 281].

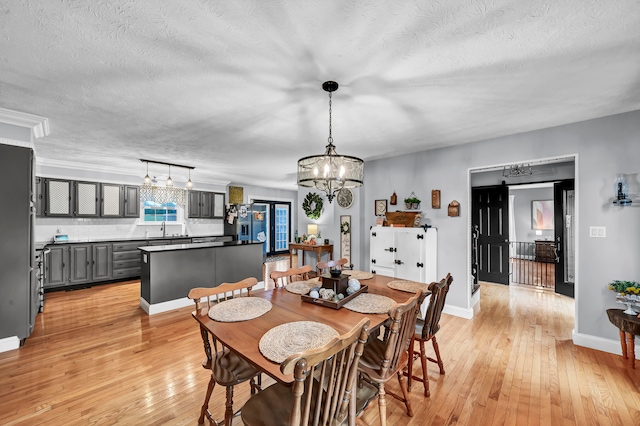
[270, 264, 313, 288]
[357, 290, 428, 426]
[188, 277, 262, 426]
[241, 318, 371, 426]
[406, 273, 453, 397]
[316, 258, 349, 275]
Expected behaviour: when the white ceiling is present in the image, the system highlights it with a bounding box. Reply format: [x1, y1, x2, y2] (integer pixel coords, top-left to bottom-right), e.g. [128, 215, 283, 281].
[1, 1, 639, 189]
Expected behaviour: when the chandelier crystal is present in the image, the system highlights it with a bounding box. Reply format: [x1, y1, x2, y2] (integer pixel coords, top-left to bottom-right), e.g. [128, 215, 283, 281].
[297, 81, 364, 203]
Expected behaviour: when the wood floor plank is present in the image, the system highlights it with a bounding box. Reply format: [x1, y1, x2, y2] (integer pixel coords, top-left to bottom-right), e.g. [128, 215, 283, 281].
[1, 280, 640, 425]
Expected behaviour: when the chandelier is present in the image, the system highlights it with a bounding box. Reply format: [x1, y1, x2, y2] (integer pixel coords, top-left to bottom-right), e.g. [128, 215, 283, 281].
[502, 163, 533, 178]
[139, 159, 194, 206]
[297, 81, 364, 203]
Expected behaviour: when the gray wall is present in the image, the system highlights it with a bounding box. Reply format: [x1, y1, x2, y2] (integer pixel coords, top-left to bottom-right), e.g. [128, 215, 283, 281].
[510, 186, 554, 243]
[361, 109, 640, 348]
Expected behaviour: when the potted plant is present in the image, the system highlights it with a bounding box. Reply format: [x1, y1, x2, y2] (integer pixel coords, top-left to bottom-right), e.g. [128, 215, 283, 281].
[404, 195, 421, 210]
[608, 280, 640, 314]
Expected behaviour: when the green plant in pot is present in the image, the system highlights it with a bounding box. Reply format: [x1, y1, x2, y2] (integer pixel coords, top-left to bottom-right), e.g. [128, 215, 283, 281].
[404, 196, 421, 209]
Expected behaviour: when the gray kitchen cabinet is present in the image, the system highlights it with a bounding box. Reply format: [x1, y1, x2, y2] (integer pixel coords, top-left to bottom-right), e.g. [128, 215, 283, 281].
[45, 178, 73, 217]
[188, 190, 219, 218]
[92, 243, 113, 281]
[123, 185, 140, 217]
[213, 192, 225, 218]
[74, 181, 100, 217]
[0, 144, 39, 341]
[188, 190, 202, 218]
[35, 176, 44, 217]
[69, 244, 92, 284]
[112, 241, 143, 279]
[101, 183, 124, 217]
[45, 245, 68, 288]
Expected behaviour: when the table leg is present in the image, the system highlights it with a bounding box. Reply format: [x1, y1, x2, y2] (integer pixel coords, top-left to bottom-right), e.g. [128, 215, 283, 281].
[620, 330, 628, 359]
[627, 333, 635, 369]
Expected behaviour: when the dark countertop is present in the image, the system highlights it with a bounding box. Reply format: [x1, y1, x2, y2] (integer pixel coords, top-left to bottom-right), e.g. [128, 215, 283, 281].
[139, 240, 263, 253]
[37, 235, 227, 246]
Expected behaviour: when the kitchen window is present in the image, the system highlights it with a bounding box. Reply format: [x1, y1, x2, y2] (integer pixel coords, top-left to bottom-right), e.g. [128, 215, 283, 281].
[143, 201, 180, 222]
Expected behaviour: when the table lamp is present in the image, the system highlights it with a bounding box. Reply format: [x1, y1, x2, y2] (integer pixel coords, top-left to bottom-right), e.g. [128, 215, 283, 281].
[307, 224, 318, 239]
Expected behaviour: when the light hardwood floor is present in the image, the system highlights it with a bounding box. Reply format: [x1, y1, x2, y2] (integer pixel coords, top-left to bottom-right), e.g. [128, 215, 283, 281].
[1, 280, 639, 425]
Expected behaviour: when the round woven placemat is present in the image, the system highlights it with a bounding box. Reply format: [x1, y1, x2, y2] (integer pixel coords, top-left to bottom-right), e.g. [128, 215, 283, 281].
[343, 293, 396, 314]
[285, 279, 320, 295]
[208, 297, 272, 322]
[342, 270, 374, 280]
[386, 280, 429, 294]
[259, 321, 339, 363]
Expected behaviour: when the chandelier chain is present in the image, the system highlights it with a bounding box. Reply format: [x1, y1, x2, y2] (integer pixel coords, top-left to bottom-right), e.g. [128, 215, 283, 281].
[328, 91, 333, 144]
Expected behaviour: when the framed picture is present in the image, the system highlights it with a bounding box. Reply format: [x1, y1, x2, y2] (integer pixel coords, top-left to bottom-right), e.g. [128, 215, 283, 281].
[375, 199, 387, 216]
[532, 200, 554, 230]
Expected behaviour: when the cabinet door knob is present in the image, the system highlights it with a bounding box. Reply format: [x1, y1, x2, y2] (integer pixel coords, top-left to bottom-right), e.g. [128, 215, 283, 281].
[371, 259, 376, 264]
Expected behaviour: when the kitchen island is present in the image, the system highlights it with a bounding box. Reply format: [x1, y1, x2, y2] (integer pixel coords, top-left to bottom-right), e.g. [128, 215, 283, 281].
[138, 240, 263, 314]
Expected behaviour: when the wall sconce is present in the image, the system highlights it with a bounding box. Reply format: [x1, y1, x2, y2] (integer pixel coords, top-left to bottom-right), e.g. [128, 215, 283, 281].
[613, 174, 632, 206]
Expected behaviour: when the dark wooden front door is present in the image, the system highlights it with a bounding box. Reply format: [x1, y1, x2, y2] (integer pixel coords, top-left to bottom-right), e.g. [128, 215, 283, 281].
[554, 179, 575, 298]
[472, 185, 509, 284]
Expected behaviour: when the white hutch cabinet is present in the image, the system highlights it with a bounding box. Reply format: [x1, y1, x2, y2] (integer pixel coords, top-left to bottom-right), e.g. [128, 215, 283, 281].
[370, 226, 437, 283]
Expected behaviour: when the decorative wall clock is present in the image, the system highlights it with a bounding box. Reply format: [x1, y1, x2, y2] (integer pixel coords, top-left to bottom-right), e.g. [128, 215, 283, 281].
[336, 188, 354, 209]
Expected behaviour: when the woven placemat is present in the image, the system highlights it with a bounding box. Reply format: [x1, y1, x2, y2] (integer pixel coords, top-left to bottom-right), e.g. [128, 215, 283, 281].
[259, 321, 339, 363]
[342, 270, 374, 280]
[386, 280, 429, 294]
[285, 279, 320, 295]
[343, 293, 396, 314]
[208, 297, 272, 322]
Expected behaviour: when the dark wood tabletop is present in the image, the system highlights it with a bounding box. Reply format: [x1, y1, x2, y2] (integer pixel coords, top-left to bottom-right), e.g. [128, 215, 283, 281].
[192, 274, 420, 384]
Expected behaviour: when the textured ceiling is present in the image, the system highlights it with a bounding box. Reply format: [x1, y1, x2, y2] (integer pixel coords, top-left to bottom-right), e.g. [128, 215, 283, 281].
[1, 1, 639, 189]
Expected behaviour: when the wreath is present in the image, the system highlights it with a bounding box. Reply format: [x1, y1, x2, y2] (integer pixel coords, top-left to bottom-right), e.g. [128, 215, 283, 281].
[341, 221, 350, 235]
[303, 192, 323, 220]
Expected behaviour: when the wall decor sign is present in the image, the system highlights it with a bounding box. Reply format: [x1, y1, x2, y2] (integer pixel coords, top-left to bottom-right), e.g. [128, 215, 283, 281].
[448, 200, 460, 217]
[375, 199, 387, 216]
[229, 186, 243, 204]
[431, 190, 441, 209]
[532, 200, 554, 230]
[340, 215, 351, 266]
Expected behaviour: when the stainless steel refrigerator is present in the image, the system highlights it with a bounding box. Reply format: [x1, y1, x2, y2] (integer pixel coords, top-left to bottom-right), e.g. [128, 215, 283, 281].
[0, 144, 38, 345]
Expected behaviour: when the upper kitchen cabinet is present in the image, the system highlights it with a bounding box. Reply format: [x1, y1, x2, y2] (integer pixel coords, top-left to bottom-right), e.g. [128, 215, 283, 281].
[213, 193, 225, 218]
[100, 183, 123, 217]
[188, 190, 224, 219]
[45, 178, 73, 217]
[123, 185, 140, 217]
[74, 181, 100, 217]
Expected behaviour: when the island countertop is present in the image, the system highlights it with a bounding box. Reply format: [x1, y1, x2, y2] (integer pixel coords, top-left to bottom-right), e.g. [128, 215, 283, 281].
[138, 240, 262, 253]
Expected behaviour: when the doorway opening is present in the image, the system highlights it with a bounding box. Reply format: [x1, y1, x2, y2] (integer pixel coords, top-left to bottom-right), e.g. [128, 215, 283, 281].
[470, 158, 575, 298]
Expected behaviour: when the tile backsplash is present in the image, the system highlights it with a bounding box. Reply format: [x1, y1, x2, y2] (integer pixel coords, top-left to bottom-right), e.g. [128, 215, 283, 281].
[36, 217, 224, 243]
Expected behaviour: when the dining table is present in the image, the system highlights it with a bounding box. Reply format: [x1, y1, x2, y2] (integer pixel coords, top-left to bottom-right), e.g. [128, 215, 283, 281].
[192, 273, 426, 384]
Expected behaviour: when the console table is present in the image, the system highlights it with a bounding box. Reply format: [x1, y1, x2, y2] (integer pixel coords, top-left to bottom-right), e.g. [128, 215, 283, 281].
[534, 240, 555, 263]
[289, 243, 333, 270]
[606, 308, 640, 368]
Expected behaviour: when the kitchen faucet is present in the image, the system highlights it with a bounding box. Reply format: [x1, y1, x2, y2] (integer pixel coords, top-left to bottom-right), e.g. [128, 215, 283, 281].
[161, 221, 166, 238]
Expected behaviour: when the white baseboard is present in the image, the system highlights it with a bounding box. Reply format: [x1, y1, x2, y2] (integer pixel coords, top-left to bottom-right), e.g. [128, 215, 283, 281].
[0, 336, 20, 353]
[443, 304, 474, 319]
[573, 330, 640, 360]
[139, 297, 193, 315]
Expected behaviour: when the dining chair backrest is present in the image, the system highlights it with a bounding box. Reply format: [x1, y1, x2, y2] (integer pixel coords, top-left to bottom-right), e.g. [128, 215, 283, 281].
[378, 290, 427, 379]
[280, 318, 370, 426]
[421, 273, 453, 340]
[188, 277, 257, 311]
[316, 258, 349, 275]
[270, 265, 313, 288]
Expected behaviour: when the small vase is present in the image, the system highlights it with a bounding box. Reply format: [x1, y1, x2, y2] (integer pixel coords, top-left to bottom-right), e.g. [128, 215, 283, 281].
[412, 203, 420, 210]
[405, 202, 412, 209]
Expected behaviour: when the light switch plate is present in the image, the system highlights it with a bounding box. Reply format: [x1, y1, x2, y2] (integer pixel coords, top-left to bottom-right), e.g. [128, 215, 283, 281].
[589, 226, 606, 238]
